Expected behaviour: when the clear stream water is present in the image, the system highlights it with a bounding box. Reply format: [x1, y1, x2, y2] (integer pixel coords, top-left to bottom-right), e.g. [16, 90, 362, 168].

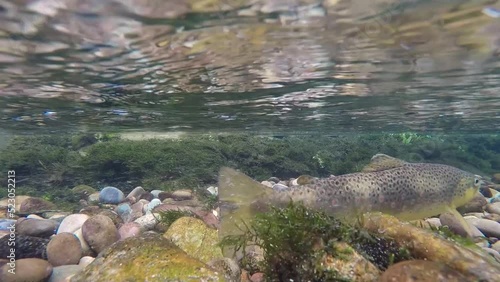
[0, 0, 499, 135]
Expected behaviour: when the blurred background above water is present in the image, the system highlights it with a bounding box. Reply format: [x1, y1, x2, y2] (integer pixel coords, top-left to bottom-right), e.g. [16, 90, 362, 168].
[0, 0, 499, 134]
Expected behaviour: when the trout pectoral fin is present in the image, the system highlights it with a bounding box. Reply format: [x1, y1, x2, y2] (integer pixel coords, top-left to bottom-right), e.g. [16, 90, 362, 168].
[218, 167, 274, 257]
[444, 206, 475, 238]
[361, 153, 407, 172]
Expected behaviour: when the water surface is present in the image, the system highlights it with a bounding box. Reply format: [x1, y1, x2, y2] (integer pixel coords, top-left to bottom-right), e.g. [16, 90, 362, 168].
[0, 0, 499, 134]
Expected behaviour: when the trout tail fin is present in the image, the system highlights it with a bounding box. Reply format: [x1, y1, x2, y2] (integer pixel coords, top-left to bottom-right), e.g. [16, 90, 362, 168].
[218, 167, 274, 256]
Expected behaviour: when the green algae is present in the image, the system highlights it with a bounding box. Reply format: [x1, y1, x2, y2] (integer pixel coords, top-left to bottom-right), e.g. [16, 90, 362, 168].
[164, 217, 223, 265]
[70, 232, 223, 282]
[157, 210, 194, 229]
[1, 133, 499, 202]
[220, 202, 395, 281]
[70, 184, 97, 199]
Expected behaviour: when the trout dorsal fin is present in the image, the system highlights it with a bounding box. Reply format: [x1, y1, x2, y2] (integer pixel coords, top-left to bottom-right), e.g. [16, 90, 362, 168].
[362, 153, 407, 172]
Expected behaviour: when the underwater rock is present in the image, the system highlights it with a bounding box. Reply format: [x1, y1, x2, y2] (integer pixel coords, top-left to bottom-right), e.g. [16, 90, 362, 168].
[171, 189, 193, 201]
[492, 241, 500, 252]
[486, 202, 500, 215]
[74, 228, 93, 257]
[87, 193, 100, 205]
[27, 214, 44, 219]
[260, 181, 274, 188]
[57, 214, 89, 234]
[98, 210, 122, 226]
[439, 212, 483, 238]
[69, 232, 223, 282]
[78, 206, 102, 217]
[98, 187, 124, 204]
[17, 217, 58, 238]
[268, 177, 280, 183]
[379, 260, 469, 282]
[118, 222, 143, 240]
[144, 199, 161, 214]
[482, 247, 500, 262]
[271, 183, 289, 191]
[157, 192, 172, 201]
[207, 186, 218, 196]
[78, 256, 95, 268]
[240, 269, 251, 281]
[361, 213, 500, 281]
[126, 186, 146, 199]
[71, 185, 97, 200]
[150, 190, 163, 198]
[0, 235, 48, 259]
[134, 213, 159, 230]
[492, 173, 500, 184]
[47, 232, 83, 266]
[0, 196, 31, 215]
[152, 203, 195, 213]
[0, 258, 52, 282]
[0, 219, 16, 231]
[48, 265, 83, 282]
[115, 203, 132, 222]
[139, 192, 154, 202]
[465, 217, 500, 238]
[250, 272, 264, 282]
[130, 200, 147, 221]
[457, 192, 487, 213]
[163, 217, 223, 264]
[318, 242, 381, 282]
[192, 209, 220, 229]
[484, 212, 500, 222]
[19, 197, 56, 213]
[207, 257, 241, 281]
[82, 215, 119, 254]
[161, 198, 203, 207]
[425, 217, 442, 228]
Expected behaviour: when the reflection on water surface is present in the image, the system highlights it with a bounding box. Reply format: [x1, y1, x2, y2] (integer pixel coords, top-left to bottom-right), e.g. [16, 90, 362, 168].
[0, 0, 499, 133]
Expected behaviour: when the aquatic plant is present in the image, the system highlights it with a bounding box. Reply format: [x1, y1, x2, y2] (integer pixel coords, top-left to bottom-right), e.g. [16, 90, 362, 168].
[156, 210, 193, 229]
[220, 202, 411, 281]
[1, 133, 499, 200]
[220, 202, 352, 281]
[392, 132, 427, 145]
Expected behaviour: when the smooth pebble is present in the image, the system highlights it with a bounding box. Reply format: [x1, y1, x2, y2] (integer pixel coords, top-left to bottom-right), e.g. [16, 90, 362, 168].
[57, 214, 89, 234]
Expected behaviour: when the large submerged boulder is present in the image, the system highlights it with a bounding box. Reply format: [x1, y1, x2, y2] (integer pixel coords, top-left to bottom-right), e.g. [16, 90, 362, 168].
[70, 232, 223, 281]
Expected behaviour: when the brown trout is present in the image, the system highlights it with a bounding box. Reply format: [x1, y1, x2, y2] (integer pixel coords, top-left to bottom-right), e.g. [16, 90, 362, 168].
[218, 153, 484, 240]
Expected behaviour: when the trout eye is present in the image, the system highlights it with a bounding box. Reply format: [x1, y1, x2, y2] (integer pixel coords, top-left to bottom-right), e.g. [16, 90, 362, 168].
[473, 175, 482, 187]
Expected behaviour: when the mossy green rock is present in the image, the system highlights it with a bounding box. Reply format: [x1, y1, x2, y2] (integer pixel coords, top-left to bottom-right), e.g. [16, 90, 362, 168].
[319, 242, 381, 282]
[361, 213, 500, 281]
[71, 185, 97, 199]
[70, 232, 223, 282]
[164, 217, 223, 264]
[379, 260, 469, 282]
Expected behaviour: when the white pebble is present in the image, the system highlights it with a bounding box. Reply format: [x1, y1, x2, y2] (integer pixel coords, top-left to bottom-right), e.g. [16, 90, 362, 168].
[207, 186, 218, 195]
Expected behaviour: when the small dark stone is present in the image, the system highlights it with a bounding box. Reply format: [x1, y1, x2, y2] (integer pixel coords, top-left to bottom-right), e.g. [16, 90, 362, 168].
[17, 218, 58, 238]
[480, 186, 493, 198]
[457, 193, 487, 214]
[268, 177, 280, 183]
[19, 197, 56, 213]
[158, 192, 172, 201]
[79, 206, 102, 216]
[98, 210, 123, 226]
[139, 192, 154, 202]
[0, 235, 49, 259]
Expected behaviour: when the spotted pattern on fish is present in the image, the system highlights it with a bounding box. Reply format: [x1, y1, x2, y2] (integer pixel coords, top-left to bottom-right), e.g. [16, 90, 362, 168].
[267, 160, 482, 221]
